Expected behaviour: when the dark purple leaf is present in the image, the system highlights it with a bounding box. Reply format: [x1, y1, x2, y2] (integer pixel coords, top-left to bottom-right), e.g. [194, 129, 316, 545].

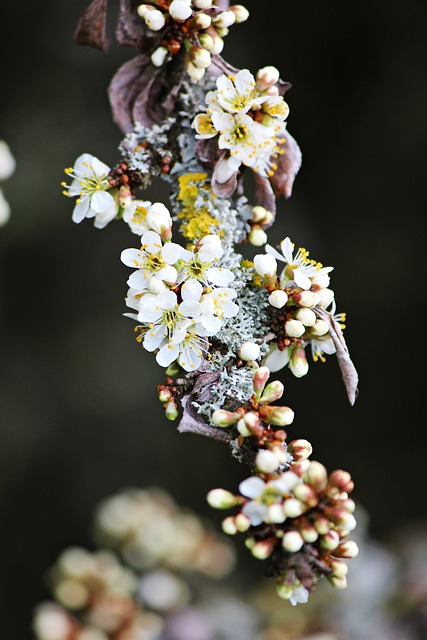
[74, 0, 109, 52]
[178, 394, 229, 442]
[270, 130, 302, 199]
[117, 0, 146, 46]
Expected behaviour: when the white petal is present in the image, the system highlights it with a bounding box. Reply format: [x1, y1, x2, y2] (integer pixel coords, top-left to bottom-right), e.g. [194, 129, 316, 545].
[265, 244, 285, 262]
[201, 314, 222, 334]
[179, 342, 204, 372]
[181, 279, 203, 301]
[161, 242, 182, 265]
[293, 268, 312, 290]
[71, 197, 90, 223]
[157, 290, 178, 310]
[143, 325, 168, 351]
[280, 237, 294, 263]
[156, 342, 180, 367]
[206, 267, 234, 286]
[239, 476, 265, 499]
[127, 269, 151, 290]
[179, 298, 202, 318]
[141, 230, 162, 254]
[263, 345, 292, 373]
[242, 502, 267, 526]
[121, 248, 145, 269]
[91, 190, 116, 214]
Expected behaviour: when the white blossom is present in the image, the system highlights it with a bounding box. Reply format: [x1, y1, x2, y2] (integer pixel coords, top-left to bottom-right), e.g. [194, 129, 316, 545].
[266, 237, 333, 290]
[121, 231, 182, 291]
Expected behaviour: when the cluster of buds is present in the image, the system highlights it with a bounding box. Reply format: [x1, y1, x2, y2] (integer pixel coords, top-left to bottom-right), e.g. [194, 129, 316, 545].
[207, 453, 358, 606]
[247, 205, 274, 246]
[253, 236, 341, 376]
[211, 367, 295, 472]
[136, 1, 249, 80]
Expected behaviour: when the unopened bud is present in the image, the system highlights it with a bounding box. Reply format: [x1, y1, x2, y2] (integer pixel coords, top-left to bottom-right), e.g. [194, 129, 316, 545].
[314, 516, 330, 535]
[255, 449, 280, 474]
[164, 400, 178, 421]
[328, 508, 357, 531]
[193, 12, 211, 29]
[266, 503, 286, 523]
[259, 405, 295, 427]
[211, 409, 241, 427]
[230, 4, 249, 23]
[256, 65, 280, 90]
[151, 46, 169, 67]
[283, 498, 304, 518]
[253, 253, 277, 278]
[248, 226, 268, 246]
[282, 530, 304, 552]
[311, 273, 330, 288]
[238, 341, 260, 362]
[251, 540, 275, 559]
[310, 319, 329, 336]
[285, 319, 306, 338]
[235, 513, 251, 532]
[328, 574, 348, 589]
[329, 558, 349, 578]
[293, 483, 318, 507]
[243, 411, 262, 435]
[340, 498, 356, 513]
[199, 33, 214, 50]
[252, 205, 268, 223]
[259, 380, 284, 403]
[207, 33, 224, 55]
[316, 288, 335, 308]
[145, 8, 166, 30]
[293, 290, 320, 308]
[304, 461, 328, 491]
[328, 470, 354, 493]
[207, 488, 237, 509]
[169, 0, 192, 21]
[334, 540, 359, 558]
[245, 536, 255, 550]
[148, 276, 168, 294]
[288, 439, 313, 461]
[194, 0, 212, 7]
[276, 583, 293, 600]
[293, 307, 316, 327]
[319, 530, 340, 551]
[158, 388, 172, 403]
[253, 366, 270, 397]
[190, 46, 212, 68]
[146, 202, 172, 239]
[237, 418, 252, 437]
[291, 459, 311, 475]
[118, 185, 133, 208]
[221, 516, 237, 535]
[213, 9, 236, 28]
[289, 348, 309, 378]
[137, 4, 152, 18]
[268, 289, 288, 308]
[185, 60, 205, 81]
[300, 521, 319, 543]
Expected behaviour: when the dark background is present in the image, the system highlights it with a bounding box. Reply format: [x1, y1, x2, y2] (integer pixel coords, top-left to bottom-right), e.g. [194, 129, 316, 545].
[0, 0, 425, 636]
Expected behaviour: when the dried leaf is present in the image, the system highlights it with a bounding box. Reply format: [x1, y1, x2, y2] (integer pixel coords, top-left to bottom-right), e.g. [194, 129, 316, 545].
[74, 0, 109, 52]
[178, 394, 229, 442]
[253, 172, 276, 223]
[316, 308, 359, 405]
[269, 130, 302, 199]
[117, 0, 146, 46]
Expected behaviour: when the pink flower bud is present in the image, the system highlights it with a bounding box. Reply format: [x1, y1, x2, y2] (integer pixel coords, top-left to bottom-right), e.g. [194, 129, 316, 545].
[293, 483, 318, 508]
[256, 65, 280, 90]
[282, 530, 304, 552]
[293, 290, 320, 308]
[289, 348, 309, 378]
[304, 461, 328, 491]
[283, 498, 304, 518]
[334, 540, 359, 558]
[251, 540, 275, 559]
[288, 439, 313, 461]
[328, 470, 354, 493]
[221, 516, 237, 535]
[211, 409, 242, 427]
[253, 366, 270, 397]
[328, 574, 348, 589]
[259, 380, 284, 403]
[259, 405, 295, 427]
[158, 388, 172, 403]
[329, 558, 349, 578]
[230, 5, 250, 23]
[319, 530, 340, 551]
[164, 400, 178, 421]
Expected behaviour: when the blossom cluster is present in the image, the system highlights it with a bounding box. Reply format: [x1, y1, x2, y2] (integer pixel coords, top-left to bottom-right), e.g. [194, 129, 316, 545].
[64, 0, 359, 608]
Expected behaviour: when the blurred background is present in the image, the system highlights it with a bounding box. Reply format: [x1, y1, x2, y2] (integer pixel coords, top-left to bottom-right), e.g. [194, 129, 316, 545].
[0, 0, 426, 637]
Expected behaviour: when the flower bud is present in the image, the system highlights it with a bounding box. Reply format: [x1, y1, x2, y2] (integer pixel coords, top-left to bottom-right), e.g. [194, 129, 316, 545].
[268, 289, 288, 308]
[340, 498, 356, 513]
[237, 417, 252, 437]
[259, 380, 284, 403]
[118, 185, 133, 208]
[145, 9, 166, 31]
[208, 33, 224, 55]
[157, 264, 177, 285]
[148, 276, 168, 294]
[259, 405, 295, 427]
[235, 513, 251, 532]
[288, 439, 313, 461]
[213, 10, 236, 28]
[311, 273, 330, 288]
[289, 348, 309, 378]
[243, 411, 262, 435]
[164, 400, 179, 421]
[299, 521, 319, 543]
[310, 319, 329, 337]
[328, 470, 354, 493]
[248, 226, 268, 246]
[199, 33, 214, 50]
[158, 388, 172, 403]
[293, 290, 320, 308]
[137, 4, 152, 18]
[253, 253, 277, 278]
[282, 530, 304, 552]
[253, 366, 270, 397]
[304, 461, 328, 491]
[328, 574, 348, 589]
[185, 60, 205, 81]
[169, 0, 192, 21]
[276, 583, 293, 600]
[252, 205, 268, 223]
[238, 341, 260, 362]
[230, 5, 249, 22]
[314, 516, 330, 535]
[193, 12, 211, 29]
[328, 508, 357, 531]
[293, 307, 316, 327]
[319, 530, 340, 551]
[292, 483, 318, 508]
[256, 65, 280, 90]
[207, 488, 237, 509]
[269, 442, 288, 465]
[245, 536, 255, 550]
[283, 498, 304, 518]
[285, 319, 306, 338]
[194, 0, 212, 7]
[146, 202, 172, 239]
[256, 449, 280, 473]
[251, 540, 275, 560]
[190, 46, 212, 68]
[151, 46, 169, 67]
[334, 540, 359, 558]
[316, 288, 335, 308]
[221, 516, 237, 535]
[291, 459, 311, 476]
[211, 409, 241, 427]
[329, 559, 349, 578]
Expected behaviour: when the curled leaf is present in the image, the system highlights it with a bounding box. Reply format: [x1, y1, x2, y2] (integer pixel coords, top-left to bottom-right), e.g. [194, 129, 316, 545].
[270, 131, 302, 199]
[74, 0, 109, 52]
[117, 0, 146, 47]
[316, 308, 359, 405]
